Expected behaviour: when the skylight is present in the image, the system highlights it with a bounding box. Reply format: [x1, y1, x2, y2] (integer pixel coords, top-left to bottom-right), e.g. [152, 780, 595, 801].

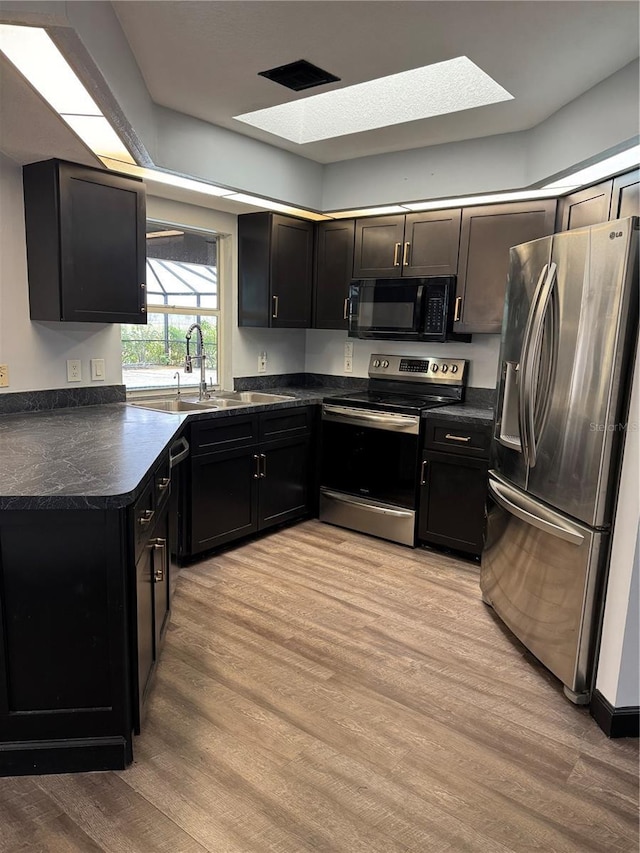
[234, 56, 513, 144]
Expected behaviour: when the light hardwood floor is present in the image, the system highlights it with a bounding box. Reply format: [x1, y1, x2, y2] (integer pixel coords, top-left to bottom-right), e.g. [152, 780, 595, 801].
[1, 520, 638, 852]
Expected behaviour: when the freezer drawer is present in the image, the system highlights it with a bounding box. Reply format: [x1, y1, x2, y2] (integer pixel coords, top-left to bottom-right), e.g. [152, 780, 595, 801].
[480, 473, 606, 701]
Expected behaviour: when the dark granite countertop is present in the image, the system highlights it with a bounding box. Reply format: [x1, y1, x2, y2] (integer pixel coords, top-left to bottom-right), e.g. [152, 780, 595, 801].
[423, 403, 495, 426]
[0, 388, 350, 510]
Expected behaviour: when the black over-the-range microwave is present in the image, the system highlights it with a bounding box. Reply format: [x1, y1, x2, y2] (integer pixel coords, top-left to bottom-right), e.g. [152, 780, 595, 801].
[347, 277, 471, 343]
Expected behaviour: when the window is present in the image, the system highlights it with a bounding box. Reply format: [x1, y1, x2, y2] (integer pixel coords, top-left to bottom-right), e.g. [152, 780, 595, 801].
[121, 224, 220, 391]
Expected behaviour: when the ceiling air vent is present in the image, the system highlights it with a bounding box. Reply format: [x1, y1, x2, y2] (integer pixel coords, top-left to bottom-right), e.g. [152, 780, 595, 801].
[258, 59, 340, 92]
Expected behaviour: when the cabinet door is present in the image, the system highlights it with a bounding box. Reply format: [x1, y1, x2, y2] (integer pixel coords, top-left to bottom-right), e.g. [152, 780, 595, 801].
[353, 216, 405, 278]
[610, 170, 639, 220]
[135, 541, 155, 729]
[271, 215, 314, 328]
[418, 451, 488, 556]
[556, 180, 613, 232]
[190, 447, 259, 554]
[314, 220, 355, 329]
[152, 508, 171, 653]
[258, 437, 311, 530]
[455, 200, 556, 334]
[403, 209, 461, 277]
[23, 159, 146, 323]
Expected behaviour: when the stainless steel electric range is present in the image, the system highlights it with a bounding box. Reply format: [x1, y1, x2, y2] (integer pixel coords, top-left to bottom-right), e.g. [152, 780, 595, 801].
[320, 353, 468, 546]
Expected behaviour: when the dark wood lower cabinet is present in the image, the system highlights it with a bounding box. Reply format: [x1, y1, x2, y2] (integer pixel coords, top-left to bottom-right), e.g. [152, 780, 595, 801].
[418, 419, 492, 558]
[258, 437, 310, 529]
[0, 454, 172, 776]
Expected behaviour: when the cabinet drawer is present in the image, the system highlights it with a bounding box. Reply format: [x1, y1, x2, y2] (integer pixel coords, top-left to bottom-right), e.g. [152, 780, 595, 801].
[154, 455, 171, 510]
[191, 414, 259, 455]
[424, 420, 492, 458]
[259, 407, 312, 442]
[133, 481, 155, 561]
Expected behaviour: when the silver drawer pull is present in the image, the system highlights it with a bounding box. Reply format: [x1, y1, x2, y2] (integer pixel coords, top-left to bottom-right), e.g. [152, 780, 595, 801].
[445, 433, 471, 442]
[138, 508, 155, 526]
[156, 477, 170, 492]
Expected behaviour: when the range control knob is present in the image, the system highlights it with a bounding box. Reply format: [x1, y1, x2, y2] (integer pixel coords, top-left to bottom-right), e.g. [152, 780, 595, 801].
[373, 359, 381, 368]
[451, 365, 458, 374]
[441, 364, 448, 373]
[431, 364, 439, 372]
[381, 360, 389, 368]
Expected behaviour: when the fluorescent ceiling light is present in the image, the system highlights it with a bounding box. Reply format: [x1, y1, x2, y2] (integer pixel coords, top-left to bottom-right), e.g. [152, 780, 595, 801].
[146, 230, 184, 239]
[225, 193, 331, 220]
[235, 56, 513, 144]
[100, 159, 233, 197]
[542, 145, 640, 190]
[403, 187, 569, 213]
[0, 24, 136, 164]
[330, 205, 408, 219]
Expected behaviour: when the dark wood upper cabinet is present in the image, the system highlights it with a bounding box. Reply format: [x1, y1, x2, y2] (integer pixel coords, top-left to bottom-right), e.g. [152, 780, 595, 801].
[23, 159, 146, 323]
[238, 212, 314, 328]
[454, 200, 557, 335]
[353, 211, 461, 278]
[610, 169, 639, 220]
[556, 179, 613, 232]
[314, 219, 355, 330]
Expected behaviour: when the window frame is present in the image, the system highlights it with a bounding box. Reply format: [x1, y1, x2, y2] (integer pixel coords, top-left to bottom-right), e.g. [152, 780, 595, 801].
[123, 219, 223, 398]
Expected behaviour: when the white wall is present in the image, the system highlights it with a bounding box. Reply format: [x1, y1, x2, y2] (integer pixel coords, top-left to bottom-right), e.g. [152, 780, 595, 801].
[595, 341, 640, 709]
[305, 329, 501, 389]
[0, 153, 123, 392]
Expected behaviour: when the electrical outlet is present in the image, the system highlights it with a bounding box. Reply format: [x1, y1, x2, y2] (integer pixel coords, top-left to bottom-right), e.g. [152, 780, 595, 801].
[0, 364, 8, 388]
[66, 359, 82, 382]
[91, 358, 105, 381]
[344, 356, 353, 373]
[258, 352, 267, 374]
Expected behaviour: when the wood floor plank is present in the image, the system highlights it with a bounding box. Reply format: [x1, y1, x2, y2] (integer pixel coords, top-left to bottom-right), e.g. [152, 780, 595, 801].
[1, 520, 637, 853]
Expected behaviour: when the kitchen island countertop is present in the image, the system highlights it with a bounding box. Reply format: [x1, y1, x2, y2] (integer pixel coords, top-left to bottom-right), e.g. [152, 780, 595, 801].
[0, 387, 348, 510]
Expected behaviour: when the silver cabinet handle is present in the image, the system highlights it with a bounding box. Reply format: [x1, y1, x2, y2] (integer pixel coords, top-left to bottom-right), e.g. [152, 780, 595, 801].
[138, 508, 155, 527]
[343, 297, 349, 320]
[403, 241, 410, 266]
[420, 459, 428, 486]
[454, 296, 462, 322]
[445, 433, 471, 442]
[272, 295, 279, 318]
[393, 242, 401, 266]
[152, 538, 166, 582]
[260, 453, 267, 478]
[170, 436, 189, 468]
[253, 454, 260, 479]
[156, 476, 170, 492]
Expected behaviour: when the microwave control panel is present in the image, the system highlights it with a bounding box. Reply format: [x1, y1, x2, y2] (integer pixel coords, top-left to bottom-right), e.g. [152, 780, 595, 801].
[424, 295, 445, 333]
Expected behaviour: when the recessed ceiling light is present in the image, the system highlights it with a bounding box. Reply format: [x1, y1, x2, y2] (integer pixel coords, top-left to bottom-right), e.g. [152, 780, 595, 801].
[235, 56, 513, 144]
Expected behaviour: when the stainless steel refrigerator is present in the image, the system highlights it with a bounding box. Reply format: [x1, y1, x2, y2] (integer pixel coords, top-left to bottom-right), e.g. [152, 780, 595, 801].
[481, 217, 638, 704]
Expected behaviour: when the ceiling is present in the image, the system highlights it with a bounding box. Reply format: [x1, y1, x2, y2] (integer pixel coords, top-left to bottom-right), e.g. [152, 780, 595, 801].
[0, 1, 638, 190]
[111, 0, 639, 164]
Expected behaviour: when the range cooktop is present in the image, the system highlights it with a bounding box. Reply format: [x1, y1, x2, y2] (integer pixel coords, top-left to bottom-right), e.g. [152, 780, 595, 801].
[324, 354, 469, 416]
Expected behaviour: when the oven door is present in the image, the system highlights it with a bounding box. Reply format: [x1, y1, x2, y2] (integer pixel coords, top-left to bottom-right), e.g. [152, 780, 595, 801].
[320, 405, 421, 545]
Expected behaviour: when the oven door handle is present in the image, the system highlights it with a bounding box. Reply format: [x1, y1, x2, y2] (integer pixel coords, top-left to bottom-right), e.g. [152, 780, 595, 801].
[321, 490, 415, 519]
[322, 404, 420, 434]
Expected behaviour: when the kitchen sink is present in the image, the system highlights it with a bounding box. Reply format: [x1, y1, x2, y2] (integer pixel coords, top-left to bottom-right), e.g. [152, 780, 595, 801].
[129, 391, 294, 414]
[129, 398, 223, 413]
[211, 391, 296, 403]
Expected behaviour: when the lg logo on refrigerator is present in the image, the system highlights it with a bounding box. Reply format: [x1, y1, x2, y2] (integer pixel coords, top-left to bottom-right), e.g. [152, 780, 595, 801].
[609, 231, 624, 239]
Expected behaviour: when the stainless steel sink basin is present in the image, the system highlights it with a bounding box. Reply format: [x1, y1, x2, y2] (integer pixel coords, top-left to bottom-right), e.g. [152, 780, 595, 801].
[129, 390, 295, 414]
[130, 398, 221, 413]
[212, 391, 296, 403]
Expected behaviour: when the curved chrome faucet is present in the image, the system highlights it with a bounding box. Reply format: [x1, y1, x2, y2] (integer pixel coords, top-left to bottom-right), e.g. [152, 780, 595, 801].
[184, 323, 208, 400]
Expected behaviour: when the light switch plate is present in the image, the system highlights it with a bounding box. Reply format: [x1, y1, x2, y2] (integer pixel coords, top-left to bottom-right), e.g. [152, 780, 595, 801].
[91, 358, 105, 381]
[0, 364, 8, 387]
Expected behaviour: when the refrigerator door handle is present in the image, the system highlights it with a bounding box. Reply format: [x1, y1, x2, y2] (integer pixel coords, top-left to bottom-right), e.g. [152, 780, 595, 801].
[518, 264, 548, 468]
[523, 262, 558, 468]
[488, 474, 585, 546]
